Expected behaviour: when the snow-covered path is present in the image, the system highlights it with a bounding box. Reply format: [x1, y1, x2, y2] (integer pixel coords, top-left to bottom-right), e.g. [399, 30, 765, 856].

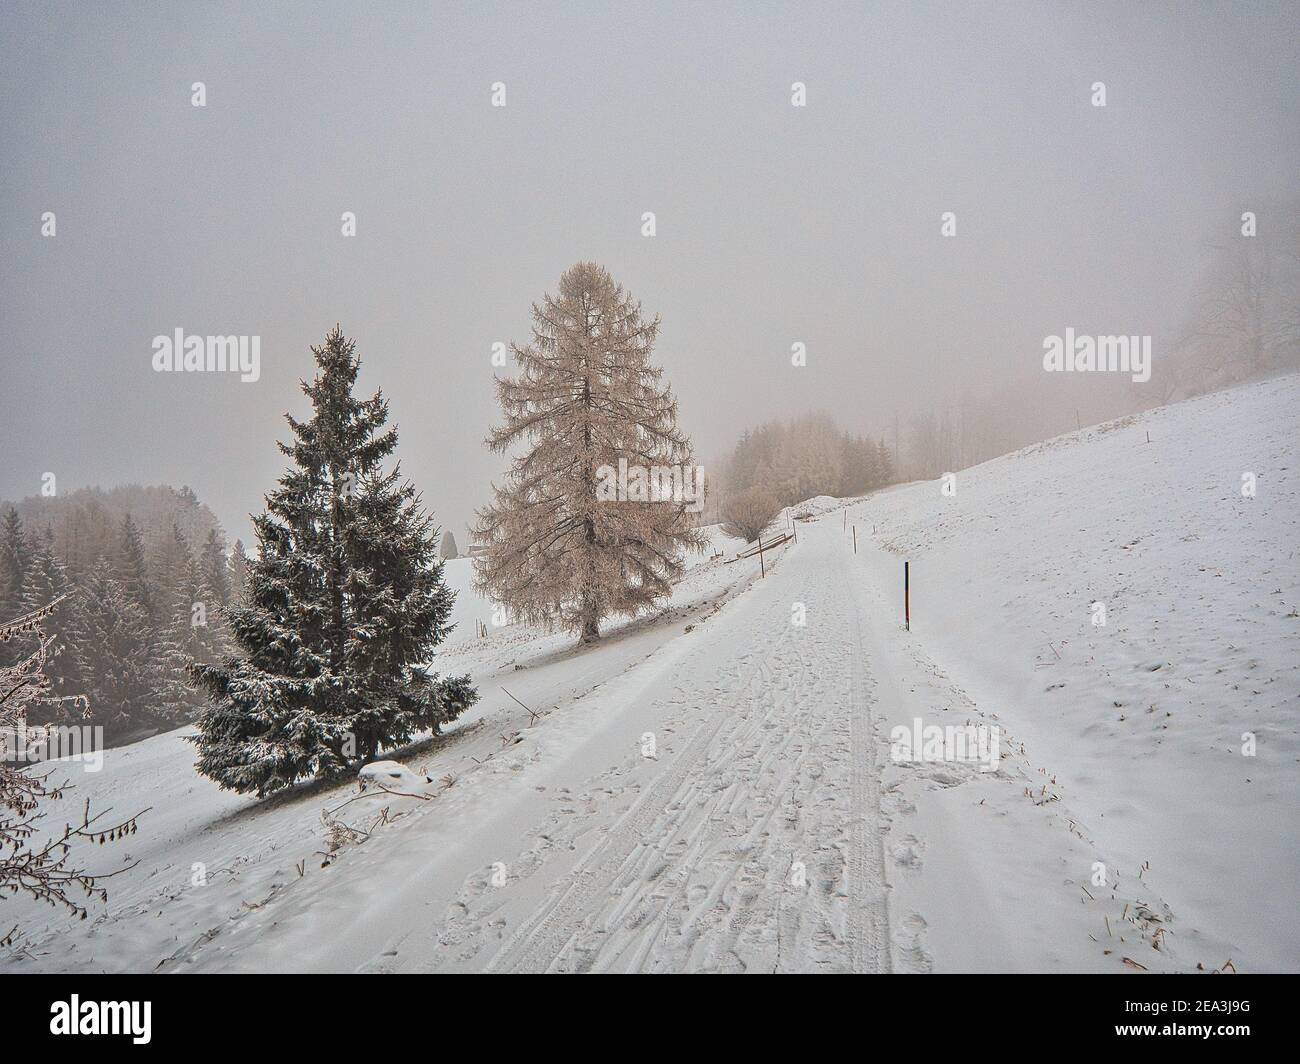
[469, 518, 890, 973]
[178, 518, 890, 973]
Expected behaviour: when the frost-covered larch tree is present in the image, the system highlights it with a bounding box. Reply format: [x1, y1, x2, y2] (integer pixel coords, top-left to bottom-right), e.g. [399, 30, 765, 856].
[474, 262, 705, 643]
[190, 327, 477, 797]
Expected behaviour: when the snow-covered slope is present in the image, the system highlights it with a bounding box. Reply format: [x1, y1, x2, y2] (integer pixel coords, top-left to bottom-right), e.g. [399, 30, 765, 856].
[2, 380, 1294, 973]
[851, 374, 1298, 972]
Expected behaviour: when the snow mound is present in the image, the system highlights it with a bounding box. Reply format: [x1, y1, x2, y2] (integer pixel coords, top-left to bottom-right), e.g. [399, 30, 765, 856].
[791, 495, 840, 517]
[358, 760, 432, 793]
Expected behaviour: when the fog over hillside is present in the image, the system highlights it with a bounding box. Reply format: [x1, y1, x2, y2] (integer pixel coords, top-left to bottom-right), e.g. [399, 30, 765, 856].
[2, 2, 1296, 540]
[1, 0, 1296, 1009]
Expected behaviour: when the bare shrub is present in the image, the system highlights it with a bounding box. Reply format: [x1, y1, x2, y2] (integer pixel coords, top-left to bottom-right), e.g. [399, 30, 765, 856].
[721, 487, 781, 544]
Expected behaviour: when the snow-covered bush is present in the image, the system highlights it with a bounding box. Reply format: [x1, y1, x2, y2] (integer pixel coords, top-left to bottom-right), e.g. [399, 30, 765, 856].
[358, 760, 432, 794]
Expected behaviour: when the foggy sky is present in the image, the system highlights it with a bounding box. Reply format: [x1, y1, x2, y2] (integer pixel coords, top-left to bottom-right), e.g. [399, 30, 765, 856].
[2, 1, 1297, 546]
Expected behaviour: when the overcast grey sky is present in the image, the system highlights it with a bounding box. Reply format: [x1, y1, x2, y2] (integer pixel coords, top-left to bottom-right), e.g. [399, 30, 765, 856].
[2, 1, 1297, 544]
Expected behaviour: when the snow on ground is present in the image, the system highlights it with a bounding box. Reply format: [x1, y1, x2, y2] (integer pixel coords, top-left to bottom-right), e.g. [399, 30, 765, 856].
[849, 374, 1298, 972]
[0, 524, 757, 973]
[2, 381, 1295, 973]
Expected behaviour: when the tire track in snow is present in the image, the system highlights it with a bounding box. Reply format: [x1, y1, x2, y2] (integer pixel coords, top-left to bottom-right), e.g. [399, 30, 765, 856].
[486, 675, 750, 972]
[481, 520, 890, 973]
[487, 621, 798, 971]
[594, 630, 835, 972]
[847, 564, 892, 972]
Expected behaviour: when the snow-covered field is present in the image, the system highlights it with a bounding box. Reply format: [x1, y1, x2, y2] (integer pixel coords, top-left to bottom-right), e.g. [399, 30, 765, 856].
[3, 378, 1295, 973]
[853, 374, 1299, 973]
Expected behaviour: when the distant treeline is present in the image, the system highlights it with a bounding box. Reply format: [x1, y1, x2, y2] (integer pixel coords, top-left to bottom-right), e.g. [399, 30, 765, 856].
[0, 485, 248, 746]
[714, 413, 897, 540]
[722, 413, 897, 506]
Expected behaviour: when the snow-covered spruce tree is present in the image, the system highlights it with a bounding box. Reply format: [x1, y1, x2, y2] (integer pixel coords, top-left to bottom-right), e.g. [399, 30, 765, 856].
[226, 538, 250, 606]
[0, 508, 33, 670]
[151, 522, 195, 638]
[439, 529, 459, 560]
[474, 262, 705, 643]
[19, 530, 89, 727]
[148, 523, 230, 723]
[199, 528, 231, 608]
[111, 513, 154, 623]
[190, 327, 476, 797]
[876, 437, 895, 486]
[77, 559, 169, 742]
[0, 508, 31, 612]
[155, 542, 228, 723]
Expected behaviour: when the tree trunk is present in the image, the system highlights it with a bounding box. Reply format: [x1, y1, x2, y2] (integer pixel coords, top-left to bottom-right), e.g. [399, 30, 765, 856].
[579, 296, 599, 645]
